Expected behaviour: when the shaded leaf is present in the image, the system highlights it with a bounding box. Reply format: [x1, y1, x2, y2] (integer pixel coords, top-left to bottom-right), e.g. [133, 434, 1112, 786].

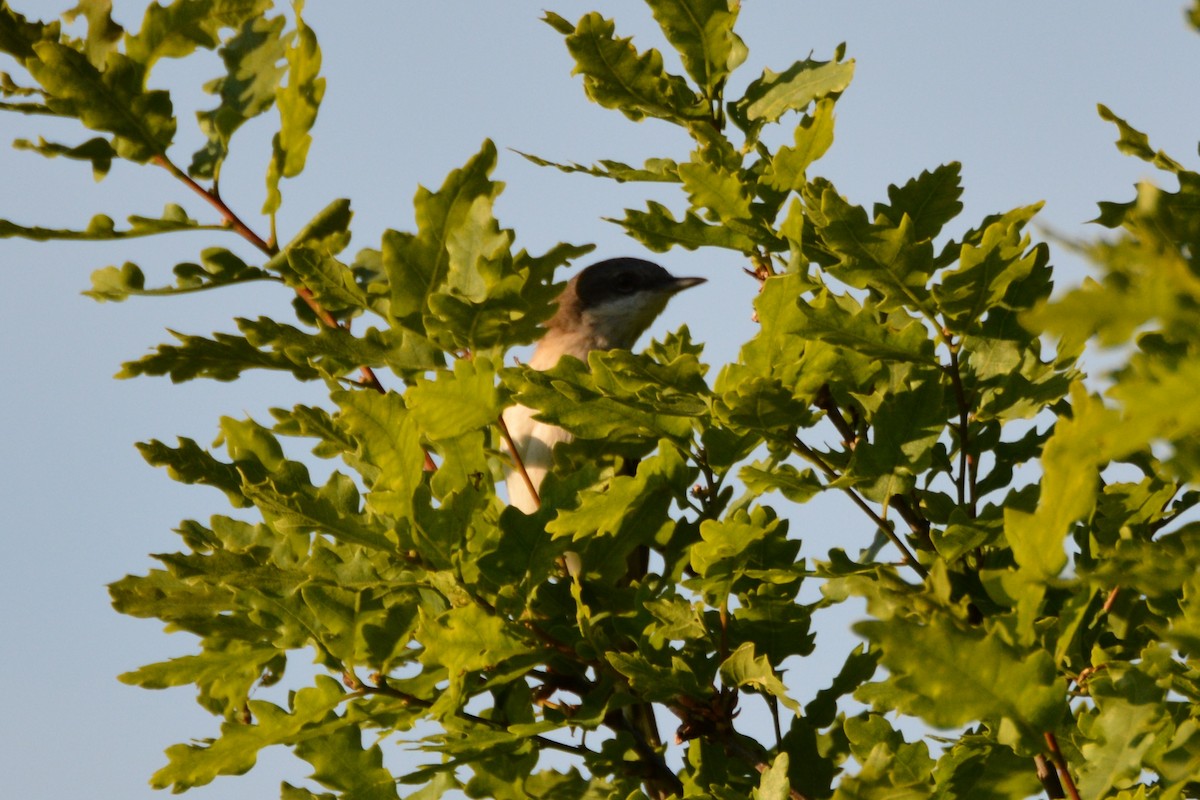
[856, 617, 1065, 754]
[190, 12, 287, 179]
[29, 41, 174, 161]
[514, 150, 681, 183]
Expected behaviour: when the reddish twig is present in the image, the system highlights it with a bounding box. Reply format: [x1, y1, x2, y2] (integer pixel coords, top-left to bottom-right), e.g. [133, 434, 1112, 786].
[152, 154, 438, 473]
[1043, 732, 1081, 800]
[496, 413, 539, 508]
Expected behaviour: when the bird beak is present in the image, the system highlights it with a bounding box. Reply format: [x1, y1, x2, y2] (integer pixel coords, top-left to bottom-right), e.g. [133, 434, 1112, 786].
[667, 276, 707, 294]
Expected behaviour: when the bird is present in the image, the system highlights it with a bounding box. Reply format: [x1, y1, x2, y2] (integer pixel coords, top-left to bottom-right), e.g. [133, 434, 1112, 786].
[501, 257, 706, 513]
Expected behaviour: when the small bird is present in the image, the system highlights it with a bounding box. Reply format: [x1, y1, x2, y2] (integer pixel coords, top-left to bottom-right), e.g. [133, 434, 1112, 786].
[502, 257, 706, 513]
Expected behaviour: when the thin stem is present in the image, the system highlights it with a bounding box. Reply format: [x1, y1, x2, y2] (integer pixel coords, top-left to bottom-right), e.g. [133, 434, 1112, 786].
[1043, 732, 1081, 800]
[814, 388, 931, 545]
[945, 345, 976, 518]
[791, 436, 928, 580]
[496, 412, 539, 508]
[767, 694, 782, 749]
[152, 154, 437, 473]
[352, 680, 594, 758]
[154, 155, 275, 254]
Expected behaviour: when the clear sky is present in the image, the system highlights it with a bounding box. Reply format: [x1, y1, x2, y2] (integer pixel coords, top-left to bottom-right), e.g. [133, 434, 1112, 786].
[2, 3, 1198, 798]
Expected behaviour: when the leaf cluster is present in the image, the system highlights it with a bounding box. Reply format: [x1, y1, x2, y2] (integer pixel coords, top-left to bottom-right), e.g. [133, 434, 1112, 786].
[7, 2, 1200, 800]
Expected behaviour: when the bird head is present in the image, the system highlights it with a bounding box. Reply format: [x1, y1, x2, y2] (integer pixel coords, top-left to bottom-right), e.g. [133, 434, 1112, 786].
[547, 257, 706, 353]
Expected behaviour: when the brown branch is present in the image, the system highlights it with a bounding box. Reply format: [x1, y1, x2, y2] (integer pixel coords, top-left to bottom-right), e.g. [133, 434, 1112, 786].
[152, 155, 438, 473]
[814, 388, 932, 547]
[154, 155, 276, 254]
[496, 412, 539, 508]
[1043, 732, 1081, 800]
[814, 384, 855, 446]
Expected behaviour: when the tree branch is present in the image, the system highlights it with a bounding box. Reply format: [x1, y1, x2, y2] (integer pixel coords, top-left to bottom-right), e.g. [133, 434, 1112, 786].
[497, 412, 540, 508]
[1043, 732, 1081, 800]
[790, 436, 928, 580]
[152, 154, 438, 473]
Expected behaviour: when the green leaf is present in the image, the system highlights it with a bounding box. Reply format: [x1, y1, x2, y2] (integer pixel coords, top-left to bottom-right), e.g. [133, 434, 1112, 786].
[645, 0, 747, 97]
[762, 98, 835, 192]
[1004, 384, 1120, 581]
[119, 642, 280, 717]
[383, 142, 593, 353]
[690, 505, 795, 603]
[284, 247, 367, 311]
[264, 2, 323, 214]
[679, 150, 752, 222]
[755, 753, 791, 800]
[1073, 667, 1168, 800]
[514, 150, 681, 183]
[729, 52, 854, 145]
[857, 616, 1065, 754]
[845, 378, 947, 502]
[934, 204, 1044, 330]
[150, 676, 346, 791]
[14, 134, 113, 178]
[739, 460, 821, 503]
[736, 272, 810, 379]
[280, 197, 353, 256]
[3, 204, 218, 244]
[241, 469, 395, 552]
[136, 437, 249, 507]
[818, 183, 936, 315]
[28, 41, 175, 161]
[555, 12, 708, 124]
[545, 445, 688, 579]
[719, 642, 801, 713]
[294, 724, 400, 800]
[63, 0, 123, 68]
[125, 0, 273, 69]
[190, 12, 287, 180]
[874, 163, 964, 242]
[507, 348, 701, 444]
[0, 4, 60, 63]
[805, 645, 880, 727]
[1097, 104, 1184, 174]
[86, 245, 271, 302]
[418, 604, 535, 674]
[791, 291, 938, 365]
[835, 714, 935, 797]
[407, 358, 502, 441]
[609, 200, 761, 252]
[930, 739, 1044, 800]
[118, 326, 319, 382]
[606, 651, 708, 702]
[334, 389, 424, 519]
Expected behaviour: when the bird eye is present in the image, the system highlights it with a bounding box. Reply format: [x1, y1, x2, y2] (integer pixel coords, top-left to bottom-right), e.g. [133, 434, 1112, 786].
[614, 274, 639, 294]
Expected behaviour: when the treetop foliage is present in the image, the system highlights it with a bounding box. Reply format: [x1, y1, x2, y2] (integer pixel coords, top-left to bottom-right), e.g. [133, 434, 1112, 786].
[5, 1, 1200, 798]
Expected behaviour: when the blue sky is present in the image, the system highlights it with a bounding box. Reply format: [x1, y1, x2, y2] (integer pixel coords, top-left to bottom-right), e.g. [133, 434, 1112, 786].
[2, 3, 1198, 798]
